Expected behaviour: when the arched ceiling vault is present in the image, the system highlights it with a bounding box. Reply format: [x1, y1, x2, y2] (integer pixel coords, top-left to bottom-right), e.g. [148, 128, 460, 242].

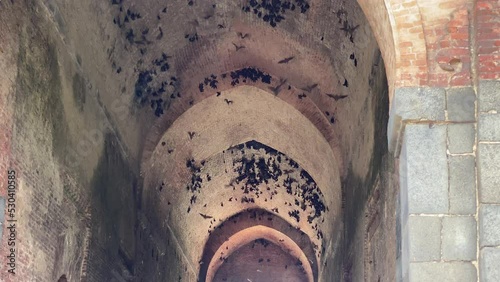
[206, 225, 314, 282]
[129, 0, 389, 281]
[199, 208, 320, 282]
[141, 22, 345, 176]
[142, 86, 342, 277]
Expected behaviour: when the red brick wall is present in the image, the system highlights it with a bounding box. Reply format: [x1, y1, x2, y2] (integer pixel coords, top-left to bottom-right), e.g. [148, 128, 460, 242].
[476, 0, 500, 80]
[361, 0, 499, 93]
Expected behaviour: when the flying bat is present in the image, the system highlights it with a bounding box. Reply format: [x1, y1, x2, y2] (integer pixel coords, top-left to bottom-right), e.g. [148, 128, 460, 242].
[268, 78, 287, 96]
[326, 93, 348, 101]
[278, 56, 295, 64]
[237, 32, 250, 39]
[232, 43, 245, 51]
[156, 27, 163, 40]
[199, 213, 213, 219]
[340, 21, 359, 36]
[300, 83, 318, 92]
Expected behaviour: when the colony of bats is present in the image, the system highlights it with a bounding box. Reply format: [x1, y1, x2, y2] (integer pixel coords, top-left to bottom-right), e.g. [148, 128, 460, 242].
[105, 0, 368, 277]
[169, 140, 328, 259]
[241, 0, 311, 27]
[107, 0, 363, 120]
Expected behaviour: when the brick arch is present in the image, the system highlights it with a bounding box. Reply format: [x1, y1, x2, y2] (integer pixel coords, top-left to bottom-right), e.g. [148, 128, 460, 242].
[140, 19, 349, 177]
[141, 80, 344, 177]
[358, 0, 478, 94]
[206, 225, 314, 282]
[357, 0, 427, 97]
[198, 208, 319, 282]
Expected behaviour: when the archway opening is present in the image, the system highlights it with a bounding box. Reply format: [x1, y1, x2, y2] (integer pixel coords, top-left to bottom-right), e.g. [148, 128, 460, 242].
[213, 238, 308, 282]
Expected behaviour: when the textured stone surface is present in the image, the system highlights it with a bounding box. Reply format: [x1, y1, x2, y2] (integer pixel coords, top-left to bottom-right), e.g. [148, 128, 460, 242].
[447, 87, 476, 121]
[479, 114, 500, 141]
[404, 124, 449, 213]
[479, 80, 500, 112]
[449, 156, 476, 214]
[447, 123, 475, 154]
[409, 216, 441, 261]
[480, 204, 500, 247]
[391, 87, 446, 121]
[480, 247, 500, 282]
[388, 88, 446, 153]
[442, 216, 476, 260]
[409, 262, 477, 282]
[478, 144, 500, 203]
[0, 197, 4, 241]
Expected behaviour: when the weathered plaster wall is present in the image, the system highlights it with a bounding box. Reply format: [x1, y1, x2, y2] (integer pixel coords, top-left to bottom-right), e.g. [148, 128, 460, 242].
[0, 1, 140, 281]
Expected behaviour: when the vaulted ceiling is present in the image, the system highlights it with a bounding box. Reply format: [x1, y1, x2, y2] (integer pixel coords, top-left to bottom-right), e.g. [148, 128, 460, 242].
[40, 0, 389, 280]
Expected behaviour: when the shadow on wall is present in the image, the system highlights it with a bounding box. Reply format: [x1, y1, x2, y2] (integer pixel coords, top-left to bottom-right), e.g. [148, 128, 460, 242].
[337, 50, 390, 281]
[86, 132, 138, 280]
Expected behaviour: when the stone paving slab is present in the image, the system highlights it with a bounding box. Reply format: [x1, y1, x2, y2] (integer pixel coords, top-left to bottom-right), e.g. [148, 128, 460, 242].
[447, 87, 476, 122]
[480, 247, 500, 282]
[404, 124, 448, 213]
[392, 87, 446, 121]
[478, 144, 500, 203]
[409, 216, 441, 262]
[442, 216, 476, 260]
[479, 113, 500, 141]
[409, 262, 477, 282]
[480, 204, 500, 247]
[449, 156, 476, 214]
[479, 80, 500, 112]
[388, 87, 446, 154]
[447, 123, 475, 154]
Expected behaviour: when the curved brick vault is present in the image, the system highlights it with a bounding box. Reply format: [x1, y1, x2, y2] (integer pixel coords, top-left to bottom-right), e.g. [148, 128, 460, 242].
[1, 0, 497, 281]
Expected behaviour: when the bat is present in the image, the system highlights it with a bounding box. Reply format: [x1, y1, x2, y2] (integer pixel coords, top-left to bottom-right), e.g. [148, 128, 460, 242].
[199, 213, 213, 219]
[232, 43, 245, 51]
[278, 56, 295, 64]
[237, 32, 250, 39]
[300, 83, 318, 92]
[156, 27, 163, 40]
[340, 21, 359, 36]
[326, 93, 348, 101]
[268, 78, 287, 95]
[190, 195, 197, 204]
[340, 21, 359, 42]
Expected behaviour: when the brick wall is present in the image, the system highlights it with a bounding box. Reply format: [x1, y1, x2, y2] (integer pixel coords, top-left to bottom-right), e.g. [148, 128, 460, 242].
[476, 0, 500, 80]
[360, 0, 499, 92]
[0, 1, 141, 281]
